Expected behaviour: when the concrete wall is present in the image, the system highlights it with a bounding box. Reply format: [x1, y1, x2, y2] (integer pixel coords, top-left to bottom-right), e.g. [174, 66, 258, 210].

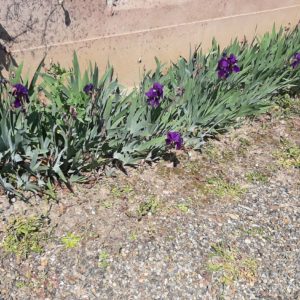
[1, 0, 300, 85]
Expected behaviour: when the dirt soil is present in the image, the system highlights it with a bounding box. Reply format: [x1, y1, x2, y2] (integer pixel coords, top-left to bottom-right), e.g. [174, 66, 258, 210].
[0, 107, 299, 299]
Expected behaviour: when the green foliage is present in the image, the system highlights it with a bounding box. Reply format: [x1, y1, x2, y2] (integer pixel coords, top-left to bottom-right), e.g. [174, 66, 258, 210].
[246, 171, 269, 183]
[275, 93, 300, 115]
[2, 216, 47, 258]
[207, 242, 258, 285]
[61, 232, 81, 249]
[129, 231, 138, 241]
[111, 185, 134, 198]
[206, 177, 246, 198]
[137, 196, 159, 218]
[1, 25, 300, 197]
[273, 139, 300, 168]
[177, 203, 189, 213]
[98, 250, 110, 268]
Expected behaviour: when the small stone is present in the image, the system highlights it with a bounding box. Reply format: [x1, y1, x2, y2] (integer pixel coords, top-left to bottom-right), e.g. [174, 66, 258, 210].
[228, 213, 239, 220]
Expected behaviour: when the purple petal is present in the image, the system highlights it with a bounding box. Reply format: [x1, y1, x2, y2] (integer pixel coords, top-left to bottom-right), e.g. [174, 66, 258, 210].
[233, 65, 240, 73]
[152, 82, 164, 98]
[218, 58, 229, 69]
[145, 88, 155, 98]
[153, 82, 163, 91]
[13, 98, 22, 108]
[228, 54, 237, 64]
[218, 70, 228, 79]
[83, 83, 94, 94]
[291, 61, 300, 69]
[166, 131, 183, 149]
[294, 53, 300, 60]
[13, 83, 29, 103]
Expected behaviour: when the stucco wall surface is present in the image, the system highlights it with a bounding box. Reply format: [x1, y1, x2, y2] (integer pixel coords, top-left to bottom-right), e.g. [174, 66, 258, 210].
[1, 0, 300, 85]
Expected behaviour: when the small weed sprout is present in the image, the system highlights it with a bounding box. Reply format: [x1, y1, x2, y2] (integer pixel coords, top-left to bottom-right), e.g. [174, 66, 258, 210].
[177, 203, 189, 213]
[137, 197, 159, 219]
[238, 137, 251, 147]
[61, 233, 81, 249]
[237, 137, 251, 156]
[98, 251, 110, 268]
[111, 185, 134, 198]
[129, 231, 138, 241]
[102, 200, 113, 209]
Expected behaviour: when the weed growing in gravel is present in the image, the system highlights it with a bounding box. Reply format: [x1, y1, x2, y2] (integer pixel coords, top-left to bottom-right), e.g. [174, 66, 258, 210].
[238, 226, 270, 240]
[137, 196, 159, 219]
[246, 171, 269, 183]
[203, 143, 221, 162]
[111, 185, 134, 198]
[129, 231, 138, 241]
[203, 143, 240, 164]
[237, 137, 251, 156]
[221, 150, 236, 162]
[275, 94, 300, 116]
[15, 281, 28, 289]
[273, 139, 300, 168]
[177, 203, 189, 213]
[206, 177, 246, 199]
[2, 216, 48, 258]
[61, 233, 81, 249]
[98, 251, 110, 268]
[207, 242, 258, 285]
[101, 200, 113, 209]
[238, 137, 251, 147]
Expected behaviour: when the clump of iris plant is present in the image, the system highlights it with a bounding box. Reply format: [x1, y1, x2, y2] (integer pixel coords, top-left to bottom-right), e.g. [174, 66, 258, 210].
[83, 83, 94, 95]
[217, 53, 240, 79]
[12, 83, 29, 108]
[145, 82, 164, 108]
[166, 131, 183, 150]
[291, 53, 300, 69]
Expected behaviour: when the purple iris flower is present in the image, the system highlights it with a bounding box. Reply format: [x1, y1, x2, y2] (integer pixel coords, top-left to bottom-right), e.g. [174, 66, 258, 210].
[217, 53, 240, 79]
[166, 131, 183, 150]
[12, 83, 29, 108]
[291, 53, 300, 69]
[83, 83, 94, 94]
[145, 82, 164, 108]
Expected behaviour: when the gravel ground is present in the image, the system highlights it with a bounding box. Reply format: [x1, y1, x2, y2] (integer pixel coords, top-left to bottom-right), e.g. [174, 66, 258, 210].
[0, 113, 299, 299]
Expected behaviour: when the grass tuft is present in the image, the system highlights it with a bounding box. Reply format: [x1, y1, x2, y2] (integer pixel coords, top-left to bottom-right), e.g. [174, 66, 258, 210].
[246, 171, 269, 183]
[207, 242, 258, 285]
[206, 177, 247, 198]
